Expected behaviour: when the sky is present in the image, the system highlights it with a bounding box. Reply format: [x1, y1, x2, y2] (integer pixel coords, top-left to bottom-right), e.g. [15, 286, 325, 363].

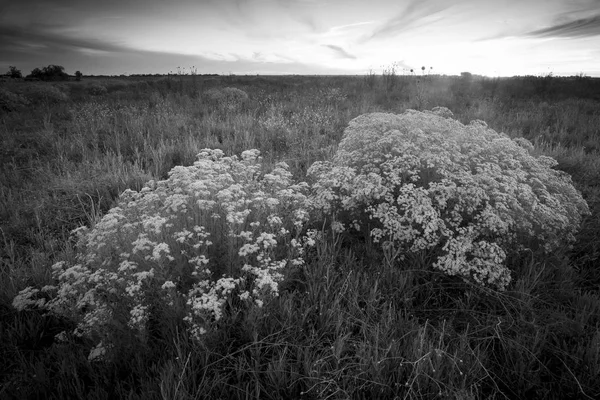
[1, 0, 600, 77]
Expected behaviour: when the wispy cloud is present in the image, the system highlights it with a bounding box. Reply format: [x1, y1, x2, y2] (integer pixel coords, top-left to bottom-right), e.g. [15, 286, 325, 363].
[363, 0, 449, 41]
[322, 44, 357, 59]
[328, 21, 374, 34]
[526, 14, 600, 38]
[0, 25, 130, 55]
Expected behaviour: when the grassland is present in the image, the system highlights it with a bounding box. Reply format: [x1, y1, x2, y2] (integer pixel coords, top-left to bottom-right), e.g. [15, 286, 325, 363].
[1, 73, 599, 399]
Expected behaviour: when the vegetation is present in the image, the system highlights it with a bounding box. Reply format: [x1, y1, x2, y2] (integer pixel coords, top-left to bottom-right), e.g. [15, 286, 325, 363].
[1, 73, 599, 399]
[5, 66, 23, 79]
[27, 65, 70, 81]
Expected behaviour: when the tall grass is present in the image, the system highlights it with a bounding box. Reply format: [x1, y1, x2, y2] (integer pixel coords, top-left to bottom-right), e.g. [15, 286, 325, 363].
[1, 74, 599, 399]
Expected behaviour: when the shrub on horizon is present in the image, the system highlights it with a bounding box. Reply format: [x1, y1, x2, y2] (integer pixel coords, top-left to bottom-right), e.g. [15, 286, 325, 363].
[308, 107, 589, 290]
[13, 149, 311, 360]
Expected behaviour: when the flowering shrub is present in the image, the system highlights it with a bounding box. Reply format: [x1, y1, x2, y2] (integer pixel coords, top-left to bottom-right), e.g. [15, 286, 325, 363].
[204, 87, 249, 112]
[308, 107, 589, 290]
[13, 149, 310, 358]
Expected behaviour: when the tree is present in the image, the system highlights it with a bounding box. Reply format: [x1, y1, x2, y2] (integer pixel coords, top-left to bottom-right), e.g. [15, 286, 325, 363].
[6, 66, 22, 78]
[27, 65, 69, 81]
[28, 68, 43, 80]
[42, 65, 68, 81]
[75, 71, 83, 81]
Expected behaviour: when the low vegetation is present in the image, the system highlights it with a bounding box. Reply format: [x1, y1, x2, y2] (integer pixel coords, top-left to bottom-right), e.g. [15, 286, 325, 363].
[1, 73, 599, 399]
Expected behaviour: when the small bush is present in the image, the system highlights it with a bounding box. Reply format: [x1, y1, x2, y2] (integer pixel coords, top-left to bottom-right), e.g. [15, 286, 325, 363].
[204, 87, 249, 112]
[0, 87, 30, 111]
[86, 83, 108, 96]
[308, 107, 589, 290]
[18, 83, 69, 104]
[13, 149, 311, 360]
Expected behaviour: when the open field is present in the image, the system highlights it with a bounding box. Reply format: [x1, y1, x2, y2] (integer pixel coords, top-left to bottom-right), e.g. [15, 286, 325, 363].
[1, 74, 599, 399]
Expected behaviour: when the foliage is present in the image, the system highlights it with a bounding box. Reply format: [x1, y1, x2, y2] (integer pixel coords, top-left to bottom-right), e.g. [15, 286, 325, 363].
[6, 66, 22, 79]
[0, 87, 30, 111]
[85, 83, 108, 96]
[16, 83, 70, 104]
[203, 86, 249, 112]
[309, 107, 589, 289]
[13, 149, 311, 360]
[28, 64, 69, 81]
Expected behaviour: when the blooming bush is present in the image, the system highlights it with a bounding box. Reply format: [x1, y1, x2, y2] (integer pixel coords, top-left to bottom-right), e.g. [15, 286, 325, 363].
[13, 149, 310, 358]
[308, 107, 589, 290]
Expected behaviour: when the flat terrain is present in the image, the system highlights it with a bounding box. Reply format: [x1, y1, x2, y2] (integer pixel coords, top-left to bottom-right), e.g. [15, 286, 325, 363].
[1, 74, 599, 399]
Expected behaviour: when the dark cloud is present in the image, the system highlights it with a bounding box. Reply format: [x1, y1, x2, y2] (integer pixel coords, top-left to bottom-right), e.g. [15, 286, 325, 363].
[323, 44, 357, 59]
[526, 15, 600, 38]
[0, 25, 130, 55]
[363, 0, 448, 42]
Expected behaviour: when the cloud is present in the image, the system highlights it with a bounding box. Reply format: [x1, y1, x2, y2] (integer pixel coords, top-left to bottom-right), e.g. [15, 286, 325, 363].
[0, 25, 130, 55]
[0, 22, 213, 75]
[323, 44, 357, 59]
[363, 0, 449, 41]
[526, 14, 600, 38]
[0, 18, 356, 76]
[328, 21, 374, 34]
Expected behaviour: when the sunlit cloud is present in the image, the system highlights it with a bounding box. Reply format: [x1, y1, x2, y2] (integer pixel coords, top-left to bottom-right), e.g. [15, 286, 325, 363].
[323, 45, 357, 60]
[363, 0, 450, 42]
[526, 14, 600, 38]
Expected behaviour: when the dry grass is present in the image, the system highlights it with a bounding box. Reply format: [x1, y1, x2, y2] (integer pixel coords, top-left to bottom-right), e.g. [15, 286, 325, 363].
[1, 74, 599, 399]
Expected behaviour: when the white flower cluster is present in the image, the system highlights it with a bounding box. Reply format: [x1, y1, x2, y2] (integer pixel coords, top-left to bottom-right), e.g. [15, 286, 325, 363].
[13, 148, 310, 353]
[308, 108, 589, 290]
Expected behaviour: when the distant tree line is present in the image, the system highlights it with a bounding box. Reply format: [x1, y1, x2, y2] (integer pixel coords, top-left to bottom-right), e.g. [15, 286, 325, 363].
[3, 66, 222, 81]
[4, 65, 83, 81]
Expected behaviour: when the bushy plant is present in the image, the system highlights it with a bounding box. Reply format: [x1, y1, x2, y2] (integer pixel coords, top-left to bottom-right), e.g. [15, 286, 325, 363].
[85, 83, 108, 96]
[7, 66, 23, 79]
[28, 65, 69, 81]
[18, 83, 69, 104]
[204, 87, 249, 112]
[0, 87, 30, 111]
[13, 149, 311, 360]
[308, 107, 589, 290]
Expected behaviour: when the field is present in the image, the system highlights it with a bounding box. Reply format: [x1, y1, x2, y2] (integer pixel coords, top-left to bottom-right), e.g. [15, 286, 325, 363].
[1, 73, 599, 399]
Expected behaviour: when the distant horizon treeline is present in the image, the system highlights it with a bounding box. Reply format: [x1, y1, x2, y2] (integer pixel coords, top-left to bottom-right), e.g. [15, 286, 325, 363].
[2, 65, 222, 80]
[3, 64, 599, 81]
